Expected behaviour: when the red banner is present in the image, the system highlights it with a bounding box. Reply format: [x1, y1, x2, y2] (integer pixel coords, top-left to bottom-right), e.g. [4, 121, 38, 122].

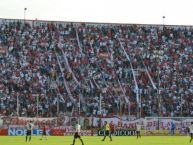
[50, 129, 65, 136]
[0, 129, 8, 136]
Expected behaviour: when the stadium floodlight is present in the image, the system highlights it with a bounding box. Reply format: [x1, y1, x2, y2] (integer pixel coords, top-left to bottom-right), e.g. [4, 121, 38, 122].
[24, 8, 27, 21]
[162, 16, 166, 25]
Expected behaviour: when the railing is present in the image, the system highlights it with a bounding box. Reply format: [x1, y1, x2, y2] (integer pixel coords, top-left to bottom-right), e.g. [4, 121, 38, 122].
[54, 49, 75, 104]
[118, 39, 139, 104]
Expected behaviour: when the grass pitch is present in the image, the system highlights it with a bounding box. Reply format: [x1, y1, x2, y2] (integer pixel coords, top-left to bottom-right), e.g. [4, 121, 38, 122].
[0, 136, 191, 145]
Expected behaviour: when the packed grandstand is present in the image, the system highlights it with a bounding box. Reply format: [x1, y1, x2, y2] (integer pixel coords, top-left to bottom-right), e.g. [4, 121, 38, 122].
[0, 18, 192, 121]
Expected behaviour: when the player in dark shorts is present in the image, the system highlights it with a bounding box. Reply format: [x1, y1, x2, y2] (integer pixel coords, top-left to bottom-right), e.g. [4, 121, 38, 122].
[71, 122, 84, 145]
[190, 122, 193, 143]
[102, 121, 112, 141]
[40, 125, 48, 140]
[136, 123, 141, 139]
[26, 121, 33, 142]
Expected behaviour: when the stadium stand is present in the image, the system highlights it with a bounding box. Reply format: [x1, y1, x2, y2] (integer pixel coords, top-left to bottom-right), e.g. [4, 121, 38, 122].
[0, 19, 192, 118]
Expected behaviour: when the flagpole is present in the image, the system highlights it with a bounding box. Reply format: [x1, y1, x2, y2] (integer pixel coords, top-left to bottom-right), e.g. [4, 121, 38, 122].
[36, 94, 39, 117]
[99, 94, 102, 115]
[17, 93, 19, 116]
[57, 94, 59, 117]
[78, 94, 81, 124]
[55, 82, 59, 117]
[128, 102, 131, 121]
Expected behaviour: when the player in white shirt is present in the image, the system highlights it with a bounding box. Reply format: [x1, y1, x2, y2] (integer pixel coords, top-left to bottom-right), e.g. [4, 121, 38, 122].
[71, 122, 84, 145]
[26, 121, 33, 142]
[136, 122, 141, 139]
[189, 122, 193, 143]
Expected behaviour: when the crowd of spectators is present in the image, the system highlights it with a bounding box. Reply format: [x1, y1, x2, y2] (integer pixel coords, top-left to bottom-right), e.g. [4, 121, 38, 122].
[0, 19, 192, 118]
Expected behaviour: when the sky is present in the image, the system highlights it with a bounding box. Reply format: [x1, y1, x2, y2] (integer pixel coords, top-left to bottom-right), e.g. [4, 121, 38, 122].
[0, 0, 193, 25]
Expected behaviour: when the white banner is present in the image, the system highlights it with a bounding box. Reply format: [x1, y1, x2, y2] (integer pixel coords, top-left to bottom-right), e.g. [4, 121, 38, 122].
[92, 117, 193, 130]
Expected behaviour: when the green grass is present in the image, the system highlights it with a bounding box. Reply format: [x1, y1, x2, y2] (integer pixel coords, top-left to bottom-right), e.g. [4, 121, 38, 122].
[0, 136, 191, 145]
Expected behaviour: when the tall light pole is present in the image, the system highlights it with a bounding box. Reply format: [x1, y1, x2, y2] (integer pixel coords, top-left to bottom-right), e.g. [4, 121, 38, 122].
[157, 55, 161, 117]
[162, 16, 165, 26]
[157, 16, 165, 117]
[24, 8, 27, 22]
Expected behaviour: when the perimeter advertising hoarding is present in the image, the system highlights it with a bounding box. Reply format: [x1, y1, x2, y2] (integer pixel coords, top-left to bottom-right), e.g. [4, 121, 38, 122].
[0, 129, 8, 136]
[98, 130, 137, 136]
[8, 128, 50, 136]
